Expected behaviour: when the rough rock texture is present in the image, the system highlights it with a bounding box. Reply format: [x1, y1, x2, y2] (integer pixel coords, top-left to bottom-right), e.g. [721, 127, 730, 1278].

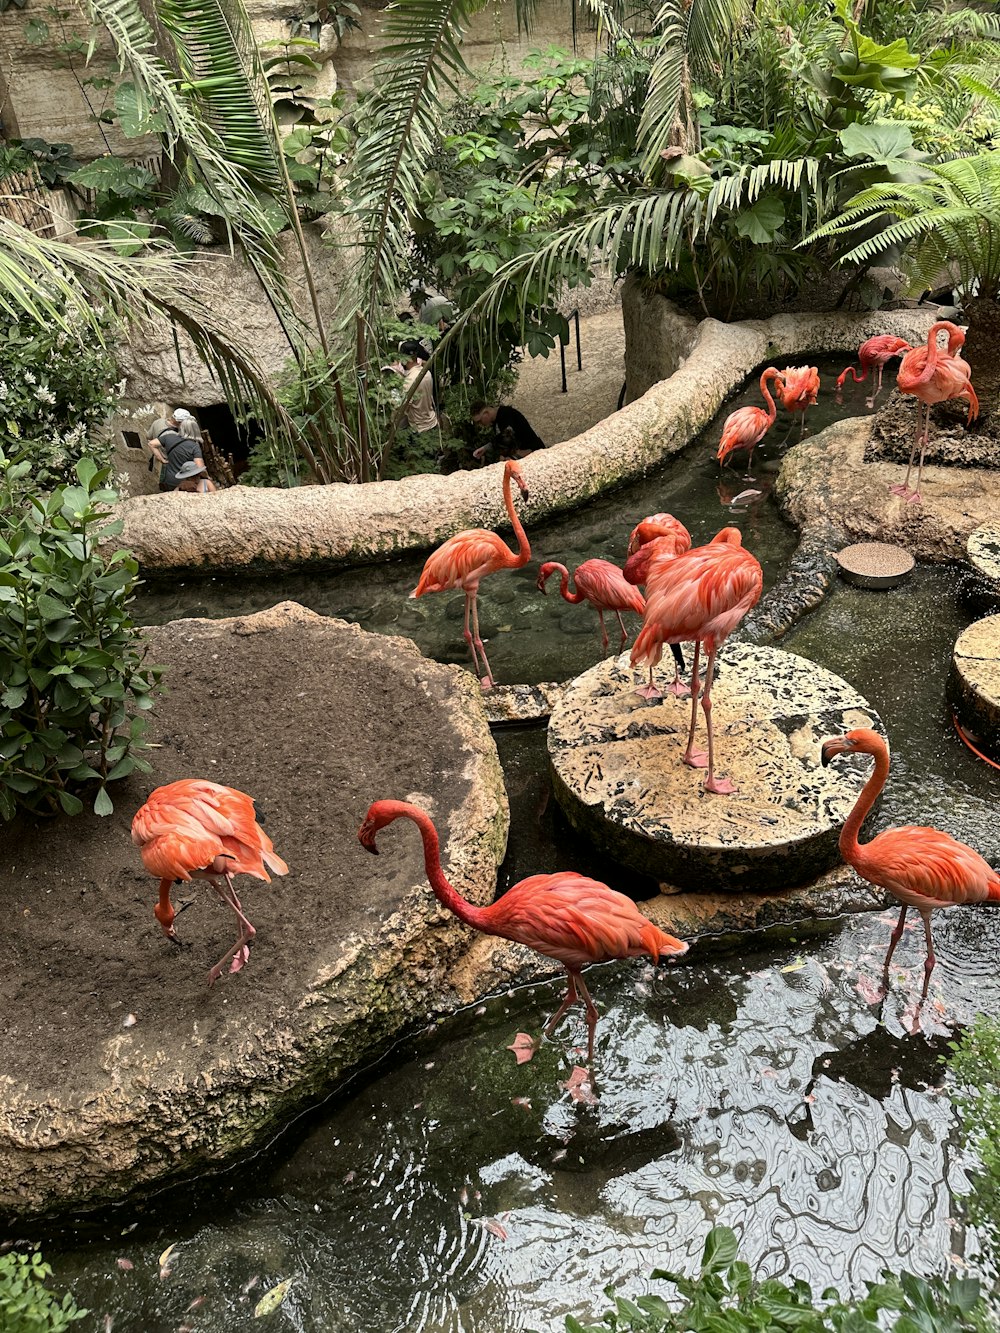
[547, 646, 880, 893]
[483, 682, 568, 726]
[866, 391, 995, 470]
[0, 603, 507, 1221]
[114, 310, 935, 576]
[777, 415, 1000, 563]
[621, 278, 699, 403]
[968, 523, 1000, 589]
[948, 615, 1000, 756]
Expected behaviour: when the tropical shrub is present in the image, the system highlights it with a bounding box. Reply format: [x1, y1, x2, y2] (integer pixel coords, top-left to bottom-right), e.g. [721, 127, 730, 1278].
[560, 1226, 982, 1333]
[0, 310, 123, 489]
[0, 453, 160, 821]
[948, 1014, 1000, 1267]
[0, 1252, 86, 1333]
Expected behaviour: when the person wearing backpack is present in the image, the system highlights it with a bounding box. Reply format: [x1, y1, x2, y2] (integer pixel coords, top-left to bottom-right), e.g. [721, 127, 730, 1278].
[147, 410, 206, 491]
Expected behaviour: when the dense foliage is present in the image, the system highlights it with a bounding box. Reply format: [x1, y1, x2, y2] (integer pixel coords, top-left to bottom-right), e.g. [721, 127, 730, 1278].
[948, 1015, 1000, 1269]
[0, 311, 122, 489]
[0, 1253, 86, 1333]
[0, 453, 159, 821]
[560, 1226, 982, 1333]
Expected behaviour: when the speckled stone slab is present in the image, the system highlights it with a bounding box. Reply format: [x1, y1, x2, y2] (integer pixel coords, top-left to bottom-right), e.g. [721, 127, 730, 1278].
[548, 645, 881, 892]
[483, 682, 568, 725]
[968, 524, 1000, 589]
[948, 614, 1000, 755]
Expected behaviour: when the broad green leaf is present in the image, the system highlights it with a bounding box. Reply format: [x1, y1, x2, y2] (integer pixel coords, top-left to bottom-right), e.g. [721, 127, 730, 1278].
[57, 789, 84, 816]
[839, 123, 913, 162]
[93, 786, 114, 817]
[701, 1226, 739, 1275]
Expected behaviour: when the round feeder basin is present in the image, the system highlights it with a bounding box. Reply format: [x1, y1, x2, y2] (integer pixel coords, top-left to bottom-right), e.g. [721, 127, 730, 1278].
[948, 613, 1000, 759]
[548, 644, 881, 894]
[967, 523, 1000, 591]
[836, 542, 914, 590]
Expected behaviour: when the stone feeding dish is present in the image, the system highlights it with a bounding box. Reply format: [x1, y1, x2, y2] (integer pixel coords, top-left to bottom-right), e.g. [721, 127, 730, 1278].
[836, 542, 914, 590]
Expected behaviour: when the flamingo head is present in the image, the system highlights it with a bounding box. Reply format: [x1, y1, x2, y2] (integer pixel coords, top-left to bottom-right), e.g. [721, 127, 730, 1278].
[536, 562, 558, 593]
[504, 460, 529, 502]
[358, 801, 395, 854]
[153, 896, 177, 938]
[710, 526, 744, 547]
[820, 727, 885, 767]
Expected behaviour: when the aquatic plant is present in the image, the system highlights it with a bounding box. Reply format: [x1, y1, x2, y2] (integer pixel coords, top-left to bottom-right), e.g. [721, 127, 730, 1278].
[949, 1013, 1000, 1271]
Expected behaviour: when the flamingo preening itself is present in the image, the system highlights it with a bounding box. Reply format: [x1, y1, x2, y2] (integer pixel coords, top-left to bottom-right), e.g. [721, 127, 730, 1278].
[623, 515, 692, 698]
[537, 559, 645, 654]
[836, 335, 910, 407]
[821, 729, 1000, 1000]
[631, 528, 763, 794]
[893, 321, 979, 503]
[132, 779, 288, 985]
[716, 368, 782, 479]
[775, 365, 820, 438]
[411, 460, 530, 689]
[358, 800, 687, 1064]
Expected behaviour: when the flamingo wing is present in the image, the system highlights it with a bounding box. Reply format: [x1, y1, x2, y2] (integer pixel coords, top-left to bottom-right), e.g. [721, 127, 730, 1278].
[132, 779, 287, 881]
[638, 546, 763, 647]
[779, 366, 820, 409]
[861, 825, 1000, 910]
[412, 530, 508, 595]
[574, 559, 646, 614]
[627, 514, 691, 558]
[485, 873, 687, 969]
[717, 407, 770, 463]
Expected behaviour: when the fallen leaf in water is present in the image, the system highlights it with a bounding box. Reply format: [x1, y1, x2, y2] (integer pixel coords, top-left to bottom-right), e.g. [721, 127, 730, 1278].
[120, 1224, 137, 1236]
[506, 1032, 538, 1065]
[478, 1217, 508, 1240]
[560, 1066, 597, 1105]
[497, 625, 512, 633]
[551, 1149, 567, 1163]
[254, 1279, 292, 1318]
[116, 1258, 133, 1272]
[780, 957, 805, 973]
[158, 1244, 176, 1270]
[186, 1296, 206, 1312]
[511, 1096, 532, 1109]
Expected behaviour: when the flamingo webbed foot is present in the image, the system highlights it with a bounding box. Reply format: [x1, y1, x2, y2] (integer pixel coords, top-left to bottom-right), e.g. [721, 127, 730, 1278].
[635, 683, 663, 701]
[683, 747, 709, 769]
[667, 679, 690, 698]
[704, 774, 738, 795]
[229, 944, 251, 975]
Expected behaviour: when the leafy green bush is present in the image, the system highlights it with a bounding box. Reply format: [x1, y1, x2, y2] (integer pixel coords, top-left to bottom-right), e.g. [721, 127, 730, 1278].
[561, 1227, 982, 1333]
[0, 1252, 86, 1333]
[948, 1014, 1000, 1267]
[0, 452, 160, 821]
[1, 310, 123, 490]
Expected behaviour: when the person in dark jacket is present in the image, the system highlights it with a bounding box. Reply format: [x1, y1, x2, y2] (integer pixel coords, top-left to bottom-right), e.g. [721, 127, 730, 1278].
[471, 401, 547, 461]
[147, 410, 206, 491]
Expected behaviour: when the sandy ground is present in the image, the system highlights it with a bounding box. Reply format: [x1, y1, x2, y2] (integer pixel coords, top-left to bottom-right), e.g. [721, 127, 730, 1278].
[511, 306, 626, 447]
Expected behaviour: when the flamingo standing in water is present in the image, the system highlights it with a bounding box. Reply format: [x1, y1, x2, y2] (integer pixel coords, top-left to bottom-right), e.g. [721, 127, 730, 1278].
[775, 365, 820, 438]
[836, 335, 910, 407]
[358, 800, 687, 1063]
[537, 559, 645, 654]
[623, 515, 692, 698]
[717, 368, 782, 479]
[132, 779, 288, 985]
[821, 729, 1000, 1000]
[631, 528, 762, 794]
[893, 320, 979, 503]
[411, 460, 530, 689]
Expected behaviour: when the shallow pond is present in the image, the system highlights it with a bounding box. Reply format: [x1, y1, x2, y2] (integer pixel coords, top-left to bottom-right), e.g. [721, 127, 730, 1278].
[135, 355, 867, 685]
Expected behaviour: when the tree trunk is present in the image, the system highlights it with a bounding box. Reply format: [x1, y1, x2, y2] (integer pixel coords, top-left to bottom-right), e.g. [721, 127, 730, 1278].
[963, 296, 1000, 410]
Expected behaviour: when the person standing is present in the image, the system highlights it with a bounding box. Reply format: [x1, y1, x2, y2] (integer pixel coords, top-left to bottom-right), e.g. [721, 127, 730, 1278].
[471, 401, 546, 461]
[147, 409, 206, 491]
[395, 340, 439, 439]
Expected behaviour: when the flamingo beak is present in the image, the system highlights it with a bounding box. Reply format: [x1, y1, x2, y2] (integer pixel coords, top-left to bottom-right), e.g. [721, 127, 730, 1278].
[820, 737, 851, 767]
[358, 821, 379, 854]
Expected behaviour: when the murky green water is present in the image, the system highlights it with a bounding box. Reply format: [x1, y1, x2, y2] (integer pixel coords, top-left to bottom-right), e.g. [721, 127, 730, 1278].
[134, 355, 863, 685]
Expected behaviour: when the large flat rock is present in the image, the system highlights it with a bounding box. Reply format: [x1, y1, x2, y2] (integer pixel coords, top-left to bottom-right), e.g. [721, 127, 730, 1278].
[949, 614, 1000, 756]
[968, 523, 1000, 589]
[0, 603, 507, 1220]
[548, 645, 880, 892]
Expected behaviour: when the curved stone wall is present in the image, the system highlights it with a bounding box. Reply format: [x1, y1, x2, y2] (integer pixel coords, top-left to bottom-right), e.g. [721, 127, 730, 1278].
[114, 309, 935, 577]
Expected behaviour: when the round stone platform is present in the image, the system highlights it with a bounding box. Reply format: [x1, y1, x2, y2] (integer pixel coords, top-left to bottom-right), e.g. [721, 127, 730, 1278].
[968, 523, 1000, 591]
[548, 645, 880, 892]
[949, 614, 1000, 757]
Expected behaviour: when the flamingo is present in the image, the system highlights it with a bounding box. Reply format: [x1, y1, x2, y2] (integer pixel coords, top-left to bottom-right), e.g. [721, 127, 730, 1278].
[631, 527, 763, 794]
[836, 335, 910, 408]
[821, 729, 1000, 1000]
[626, 512, 691, 558]
[623, 536, 692, 699]
[358, 800, 687, 1063]
[411, 459, 530, 689]
[131, 779, 288, 985]
[537, 559, 645, 654]
[893, 320, 979, 503]
[775, 365, 820, 438]
[716, 368, 782, 479]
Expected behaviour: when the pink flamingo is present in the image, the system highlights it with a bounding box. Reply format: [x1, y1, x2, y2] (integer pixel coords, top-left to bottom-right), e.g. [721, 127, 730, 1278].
[717, 368, 782, 480]
[893, 321, 979, 503]
[836, 336, 910, 408]
[411, 460, 530, 689]
[822, 729, 1000, 1001]
[623, 524, 693, 699]
[631, 528, 763, 794]
[359, 800, 687, 1064]
[537, 559, 645, 654]
[776, 365, 820, 438]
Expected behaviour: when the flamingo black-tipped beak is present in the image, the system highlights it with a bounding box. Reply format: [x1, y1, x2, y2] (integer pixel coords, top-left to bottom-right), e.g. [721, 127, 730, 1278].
[519, 484, 530, 503]
[820, 738, 849, 767]
[358, 824, 379, 854]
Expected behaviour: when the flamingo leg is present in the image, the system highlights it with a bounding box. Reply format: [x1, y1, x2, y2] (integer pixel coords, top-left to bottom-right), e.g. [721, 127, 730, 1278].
[882, 904, 908, 977]
[470, 591, 495, 690]
[919, 911, 936, 998]
[866, 364, 883, 410]
[207, 875, 257, 985]
[668, 642, 689, 697]
[635, 664, 663, 701]
[575, 971, 600, 1066]
[892, 403, 924, 497]
[910, 409, 933, 503]
[462, 591, 483, 679]
[701, 643, 736, 794]
[614, 609, 628, 653]
[797, 409, 807, 439]
[742, 447, 756, 482]
[683, 640, 708, 769]
[597, 608, 609, 654]
[543, 970, 580, 1039]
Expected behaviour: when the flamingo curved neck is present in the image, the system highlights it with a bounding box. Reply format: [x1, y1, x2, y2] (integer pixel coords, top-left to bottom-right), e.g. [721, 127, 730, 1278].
[839, 745, 890, 868]
[759, 370, 778, 425]
[503, 469, 531, 568]
[553, 564, 584, 603]
[389, 804, 488, 930]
